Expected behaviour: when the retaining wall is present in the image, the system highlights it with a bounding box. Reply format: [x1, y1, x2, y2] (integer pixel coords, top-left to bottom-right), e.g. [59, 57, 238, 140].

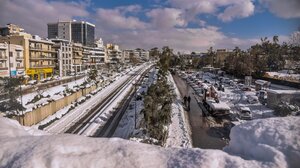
[14, 85, 97, 126]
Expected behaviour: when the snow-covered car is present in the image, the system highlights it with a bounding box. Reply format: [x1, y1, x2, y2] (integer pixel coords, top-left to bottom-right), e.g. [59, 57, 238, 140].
[27, 80, 37, 85]
[238, 106, 252, 120]
[241, 86, 252, 91]
[247, 95, 259, 104]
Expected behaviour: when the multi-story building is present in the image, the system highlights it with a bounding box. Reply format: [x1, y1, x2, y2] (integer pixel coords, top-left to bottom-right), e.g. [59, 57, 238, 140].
[27, 35, 55, 80]
[0, 23, 25, 36]
[122, 48, 149, 63]
[0, 24, 56, 81]
[47, 20, 95, 46]
[0, 43, 24, 77]
[106, 44, 123, 64]
[51, 38, 73, 77]
[122, 49, 133, 63]
[72, 43, 83, 73]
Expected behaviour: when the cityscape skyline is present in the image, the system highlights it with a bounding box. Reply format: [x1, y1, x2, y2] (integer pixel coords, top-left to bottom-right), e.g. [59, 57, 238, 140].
[0, 0, 299, 52]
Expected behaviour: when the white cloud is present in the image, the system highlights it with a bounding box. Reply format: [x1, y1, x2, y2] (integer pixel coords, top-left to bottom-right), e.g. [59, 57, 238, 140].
[259, 0, 300, 18]
[168, 0, 255, 22]
[146, 8, 186, 29]
[0, 0, 89, 37]
[218, 1, 255, 22]
[95, 8, 147, 30]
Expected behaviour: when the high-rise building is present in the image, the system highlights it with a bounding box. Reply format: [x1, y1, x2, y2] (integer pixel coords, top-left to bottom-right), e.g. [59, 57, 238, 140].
[47, 20, 95, 46]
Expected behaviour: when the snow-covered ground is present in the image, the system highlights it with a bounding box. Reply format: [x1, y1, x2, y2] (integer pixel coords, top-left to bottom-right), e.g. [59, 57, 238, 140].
[1, 116, 299, 168]
[43, 64, 147, 134]
[266, 71, 300, 81]
[113, 68, 157, 139]
[165, 73, 192, 148]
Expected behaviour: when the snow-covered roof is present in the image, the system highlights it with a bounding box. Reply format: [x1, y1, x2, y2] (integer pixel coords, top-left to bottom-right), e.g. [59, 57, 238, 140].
[255, 80, 269, 85]
[206, 100, 230, 110]
[267, 89, 300, 95]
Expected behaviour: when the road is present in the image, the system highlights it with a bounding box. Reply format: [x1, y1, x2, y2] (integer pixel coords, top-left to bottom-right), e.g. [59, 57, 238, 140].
[173, 74, 227, 149]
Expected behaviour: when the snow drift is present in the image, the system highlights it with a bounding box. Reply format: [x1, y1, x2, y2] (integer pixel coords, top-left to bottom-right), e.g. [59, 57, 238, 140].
[0, 116, 299, 168]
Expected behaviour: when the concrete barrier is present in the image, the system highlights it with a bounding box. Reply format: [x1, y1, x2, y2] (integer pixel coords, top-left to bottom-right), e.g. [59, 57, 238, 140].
[15, 85, 98, 126]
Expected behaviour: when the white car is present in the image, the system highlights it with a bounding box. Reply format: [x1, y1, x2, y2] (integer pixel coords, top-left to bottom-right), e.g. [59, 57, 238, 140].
[247, 95, 259, 104]
[238, 106, 252, 120]
[27, 80, 37, 85]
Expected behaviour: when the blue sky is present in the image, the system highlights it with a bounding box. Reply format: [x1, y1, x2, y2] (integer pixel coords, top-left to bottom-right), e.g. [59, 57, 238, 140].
[0, 0, 299, 52]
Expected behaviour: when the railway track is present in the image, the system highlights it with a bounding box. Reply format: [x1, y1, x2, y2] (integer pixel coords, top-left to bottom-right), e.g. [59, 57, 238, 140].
[64, 65, 152, 135]
[92, 66, 153, 137]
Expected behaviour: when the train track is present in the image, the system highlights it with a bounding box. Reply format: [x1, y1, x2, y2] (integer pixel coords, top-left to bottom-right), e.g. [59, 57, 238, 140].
[92, 66, 153, 137]
[64, 65, 151, 135]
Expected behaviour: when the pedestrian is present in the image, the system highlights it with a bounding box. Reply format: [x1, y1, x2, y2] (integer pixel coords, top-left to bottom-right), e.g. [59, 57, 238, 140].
[187, 96, 191, 107]
[183, 96, 187, 106]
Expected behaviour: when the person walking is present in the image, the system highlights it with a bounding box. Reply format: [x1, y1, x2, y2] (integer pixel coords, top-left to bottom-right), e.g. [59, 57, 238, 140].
[187, 96, 191, 110]
[183, 96, 187, 106]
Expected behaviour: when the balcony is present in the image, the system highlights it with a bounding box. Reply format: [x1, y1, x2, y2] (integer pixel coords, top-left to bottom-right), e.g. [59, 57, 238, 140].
[30, 64, 55, 68]
[30, 47, 56, 53]
[0, 56, 8, 60]
[16, 57, 24, 60]
[30, 56, 56, 60]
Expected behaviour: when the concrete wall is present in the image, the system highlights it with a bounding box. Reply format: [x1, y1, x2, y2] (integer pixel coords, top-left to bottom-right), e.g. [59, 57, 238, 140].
[15, 85, 97, 126]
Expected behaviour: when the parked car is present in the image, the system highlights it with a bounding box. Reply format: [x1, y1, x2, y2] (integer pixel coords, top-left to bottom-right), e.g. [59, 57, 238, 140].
[247, 95, 259, 104]
[238, 106, 252, 120]
[27, 80, 37, 85]
[241, 86, 252, 91]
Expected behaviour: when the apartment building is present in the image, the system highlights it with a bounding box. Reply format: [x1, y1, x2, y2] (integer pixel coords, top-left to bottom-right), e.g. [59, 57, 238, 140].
[28, 36, 55, 80]
[106, 44, 122, 64]
[72, 43, 83, 74]
[0, 43, 24, 77]
[51, 38, 73, 77]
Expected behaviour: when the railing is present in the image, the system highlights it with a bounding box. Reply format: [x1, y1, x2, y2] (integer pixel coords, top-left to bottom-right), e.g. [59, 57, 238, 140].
[30, 56, 56, 60]
[0, 56, 8, 59]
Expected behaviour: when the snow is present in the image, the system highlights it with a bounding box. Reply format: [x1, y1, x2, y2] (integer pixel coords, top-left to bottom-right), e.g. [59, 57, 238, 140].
[113, 67, 157, 139]
[267, 89, 300, 94]
[206, 99, 231, 110]
[224, 116, 300, 168]
[44, 64, 148, 134]
[0, 116, 299, 168]
[165, 73, 192, 148]
[266, 71, 300, 81]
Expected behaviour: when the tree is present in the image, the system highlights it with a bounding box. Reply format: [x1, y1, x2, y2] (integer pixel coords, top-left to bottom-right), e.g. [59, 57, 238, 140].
[158, 46, 173, 75]
[207, 47, 216, 67]
[0, 77, 25, 116]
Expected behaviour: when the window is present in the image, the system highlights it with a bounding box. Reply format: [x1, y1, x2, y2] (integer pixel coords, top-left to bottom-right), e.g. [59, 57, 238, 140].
[10, 63, 13, 67]
[16, 51, 20, 57]
[9, 51, 13, 57]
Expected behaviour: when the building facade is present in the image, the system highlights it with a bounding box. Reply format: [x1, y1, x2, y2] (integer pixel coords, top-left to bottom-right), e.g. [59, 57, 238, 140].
[0, 43, 24, 77]
[72, 43, 83, 74]
[47, 20, 95, 46]
[27, 36, 55, 80]
[106, 44, 123, 64]
[51, 39, 73, 77]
